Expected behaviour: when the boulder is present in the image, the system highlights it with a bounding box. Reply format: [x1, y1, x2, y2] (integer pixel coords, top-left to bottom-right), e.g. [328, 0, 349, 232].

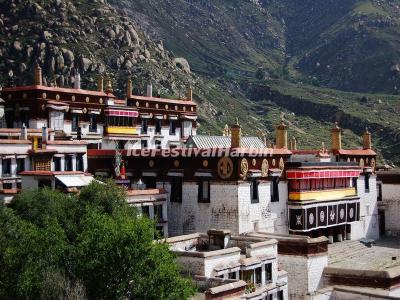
[80, 56, 91, 72]
[42, 30, 52, 40]
[56, 54, 64, 70]
[173, 57, 191, 73]
[19, 63, 27, 73]
[62, 48, 74, 64]
[13, 41, 22, 51]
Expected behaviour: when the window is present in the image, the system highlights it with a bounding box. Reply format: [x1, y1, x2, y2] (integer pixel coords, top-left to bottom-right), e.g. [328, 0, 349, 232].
[198, 179, 210, 203]
[255, 267, 262, 285]
[240, 270, 253, 284]
[265, 263, 272, 282]
[5, 110, 14, 128]
[144, 177, 156, 189]
[378, 183, 382, 202]
[156, 225, 164, 238]
[170, 177, 182, 203]
[182, 121, 192, 138]
[228, 272, 237, 280]
[2, 159, 11, 176]
[155, 140, 162, 149]
[155, 119, 162, 134]
[365, 173, 370, 193]
[251, 179, 259, 203]
[271, 177, 280, 202]
[76, 155, 84, 172]
[141, 119, 148, 134]
[3, 182, 12, 189]
[142, 206, 150, 217]
[20, 110, 29, 128]
[169, 120, 176, 135]
[117, 141, 126, 150]
[154, 205, 163, 222]
[16, 158, 25, 173]
[50, 111, 64, 130]
[268, 295, 273, 300]
[53, 157, 61, 171]
[64, 156, 73, 171]
[141, 140, 148, 149]
[89, 114, 97, 132]
[278, 290, 284, 300]
[72, 113, 79, 132]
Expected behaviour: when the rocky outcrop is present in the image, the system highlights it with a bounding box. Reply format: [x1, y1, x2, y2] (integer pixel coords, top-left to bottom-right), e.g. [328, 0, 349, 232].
[0, 0, 193, 97]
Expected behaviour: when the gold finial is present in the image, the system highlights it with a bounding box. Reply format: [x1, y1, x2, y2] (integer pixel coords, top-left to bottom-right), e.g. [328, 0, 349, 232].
[127, 78, 132, 98]
[230, 118, 242, 148]
[223, 124, 230, 137]
[291, 136, 297, 150]
[105, 76, 113, 93]
[34, 64, 43, 86]
[186, 86, 193, 101]
[98, 76, 104, 92]
[276, 119, 288, 149]
[331, 122, 342, 151]
[362, 127, 372, 150]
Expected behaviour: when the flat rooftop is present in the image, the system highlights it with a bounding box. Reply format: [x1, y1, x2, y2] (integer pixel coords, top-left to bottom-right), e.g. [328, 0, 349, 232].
[328, 237, 400, 271]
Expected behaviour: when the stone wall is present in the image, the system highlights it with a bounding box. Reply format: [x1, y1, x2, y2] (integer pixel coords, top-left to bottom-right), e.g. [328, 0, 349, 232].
[238, 181, 288, 235]
[166, 181, 240, 237]
[279, 254, 328, 300]
[381, 183, 400, 235]
[353, 174, 379, 240]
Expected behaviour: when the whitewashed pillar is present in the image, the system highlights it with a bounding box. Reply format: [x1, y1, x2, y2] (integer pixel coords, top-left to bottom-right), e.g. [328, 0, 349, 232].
[72, 155, 77, 171]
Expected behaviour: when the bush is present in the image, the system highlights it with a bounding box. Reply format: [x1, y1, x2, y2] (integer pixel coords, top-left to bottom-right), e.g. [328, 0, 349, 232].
[0, 183, 194, 300]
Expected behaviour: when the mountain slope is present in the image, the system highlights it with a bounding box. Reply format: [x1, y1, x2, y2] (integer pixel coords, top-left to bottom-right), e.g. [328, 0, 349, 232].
[114, 0, 400, 94]
[1, 0, 400, 165]
[274, 0, 400, 93]
[111, 0, 286, 79]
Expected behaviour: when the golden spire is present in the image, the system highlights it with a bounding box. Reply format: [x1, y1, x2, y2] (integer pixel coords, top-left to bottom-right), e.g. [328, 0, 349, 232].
[105, 76, 113, 93]
[127, 78, 132, 98]
[34, 64, 43, 86]
[186, 86, 193, 101]
[276, 119, 288, 149]
[230, 118, 242, 148]
[223, 124, 230, 137]
[98, 75, 104, 92]
[362, 127, 372, 150]
[331, 122, 342, 151]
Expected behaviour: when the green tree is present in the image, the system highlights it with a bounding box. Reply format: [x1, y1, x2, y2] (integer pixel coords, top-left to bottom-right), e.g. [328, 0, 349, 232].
[0, 183, 195, 300]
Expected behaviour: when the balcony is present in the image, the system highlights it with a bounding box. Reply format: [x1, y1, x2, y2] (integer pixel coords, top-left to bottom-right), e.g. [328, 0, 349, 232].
[104, 126, 137, 135]
[289, 187, 357, 202]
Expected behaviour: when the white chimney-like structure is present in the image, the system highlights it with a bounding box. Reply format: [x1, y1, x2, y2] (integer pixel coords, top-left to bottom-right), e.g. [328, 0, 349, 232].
[146, 83, 153, 97]
[42, 126, 48, 148]
[74, 72, 81, 89]
[20, 124, 27, 140]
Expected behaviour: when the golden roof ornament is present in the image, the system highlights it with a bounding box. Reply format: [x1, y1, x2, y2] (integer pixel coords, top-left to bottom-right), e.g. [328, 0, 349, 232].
[105, 76, 113, 93]
[223, 124, 230, 136]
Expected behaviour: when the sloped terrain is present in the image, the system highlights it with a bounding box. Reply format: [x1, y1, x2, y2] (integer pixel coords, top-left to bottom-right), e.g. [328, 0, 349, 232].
[0, 0, 193, 97]
[111, 0, 400, 164]
[1, 0, 400, 165]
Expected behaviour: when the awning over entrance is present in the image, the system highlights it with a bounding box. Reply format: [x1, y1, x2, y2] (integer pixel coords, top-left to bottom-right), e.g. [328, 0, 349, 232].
[286, 169, 361, 179]
[105, 109, 138, 117]
[55, 175, 95, 187]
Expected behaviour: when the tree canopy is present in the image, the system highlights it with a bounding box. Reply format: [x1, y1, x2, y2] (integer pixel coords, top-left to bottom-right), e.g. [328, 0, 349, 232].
[0, 181, 194, 300]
